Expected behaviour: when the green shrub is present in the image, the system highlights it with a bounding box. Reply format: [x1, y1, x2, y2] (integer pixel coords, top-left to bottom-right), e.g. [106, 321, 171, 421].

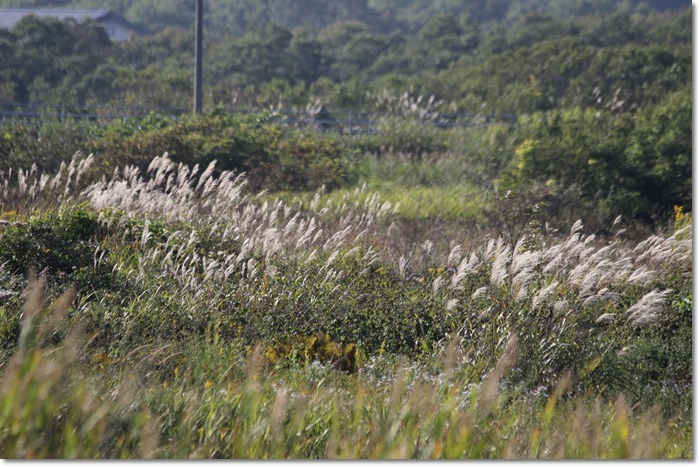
[0, 207, 118, 293]
[89, 111, 356, 192]
[271, 132, 358, 191]
[616, 292, 692, 419]
[624, 88, 692, 216]
[496, 91, 691, 230]
[0, 118, 100, 173]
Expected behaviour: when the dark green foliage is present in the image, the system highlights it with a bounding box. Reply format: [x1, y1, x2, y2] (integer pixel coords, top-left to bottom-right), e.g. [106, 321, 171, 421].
[89, 112, 357, 192]
[0, 15, 112, 104]
[0, 291, 21, 355]
[613, 292, 692, 419]
[0, 207, 131, 354]
[270, 132, 359, 191]
[210, 255, 446, 356]
[496, 91, 691, 229]
[0, 119, 99, 172]
[497, 108, 634, 227]
[0, 4, 690, 112]
[625, 88, 692, 215]
[0, 207, 115, 291]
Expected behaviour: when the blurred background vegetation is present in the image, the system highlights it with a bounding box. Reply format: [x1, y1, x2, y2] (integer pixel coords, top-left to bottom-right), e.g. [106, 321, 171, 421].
[0, 0, 690, 111]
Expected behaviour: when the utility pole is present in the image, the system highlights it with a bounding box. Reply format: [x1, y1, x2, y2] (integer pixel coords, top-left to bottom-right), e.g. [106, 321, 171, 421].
[193, 0, 203, 114]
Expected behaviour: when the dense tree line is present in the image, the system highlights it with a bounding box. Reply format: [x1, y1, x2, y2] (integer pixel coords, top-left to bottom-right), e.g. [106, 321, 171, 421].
[0, 4, 690, 112]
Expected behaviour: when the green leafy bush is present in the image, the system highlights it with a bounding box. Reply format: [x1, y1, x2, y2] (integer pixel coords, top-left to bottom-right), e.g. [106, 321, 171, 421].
[89, 112, 357, 192]
[0, 207, 117, 292]
[496, 93, 691, 229]
[625, 88, 692, 216]
[0, 119, 99, 173]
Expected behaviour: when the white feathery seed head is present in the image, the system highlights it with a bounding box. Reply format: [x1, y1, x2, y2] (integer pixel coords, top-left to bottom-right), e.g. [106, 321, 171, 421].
[627, 289, 673, 326]
[489, 238, 511, 287]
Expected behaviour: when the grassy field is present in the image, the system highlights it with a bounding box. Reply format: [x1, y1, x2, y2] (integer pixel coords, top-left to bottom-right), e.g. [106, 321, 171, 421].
[0, 151, 691, 459]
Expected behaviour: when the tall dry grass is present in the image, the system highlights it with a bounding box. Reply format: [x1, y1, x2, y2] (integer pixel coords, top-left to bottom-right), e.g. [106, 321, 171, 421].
[0, 153, 690, 458]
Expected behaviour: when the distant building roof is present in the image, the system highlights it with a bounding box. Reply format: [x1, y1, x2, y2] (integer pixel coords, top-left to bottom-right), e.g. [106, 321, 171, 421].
[0, 9, 146, 39]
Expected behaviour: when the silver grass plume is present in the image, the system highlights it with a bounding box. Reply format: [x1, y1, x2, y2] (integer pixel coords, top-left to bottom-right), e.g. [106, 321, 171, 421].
[489, 238, 511, 287]
[627, 289, 673, 326]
